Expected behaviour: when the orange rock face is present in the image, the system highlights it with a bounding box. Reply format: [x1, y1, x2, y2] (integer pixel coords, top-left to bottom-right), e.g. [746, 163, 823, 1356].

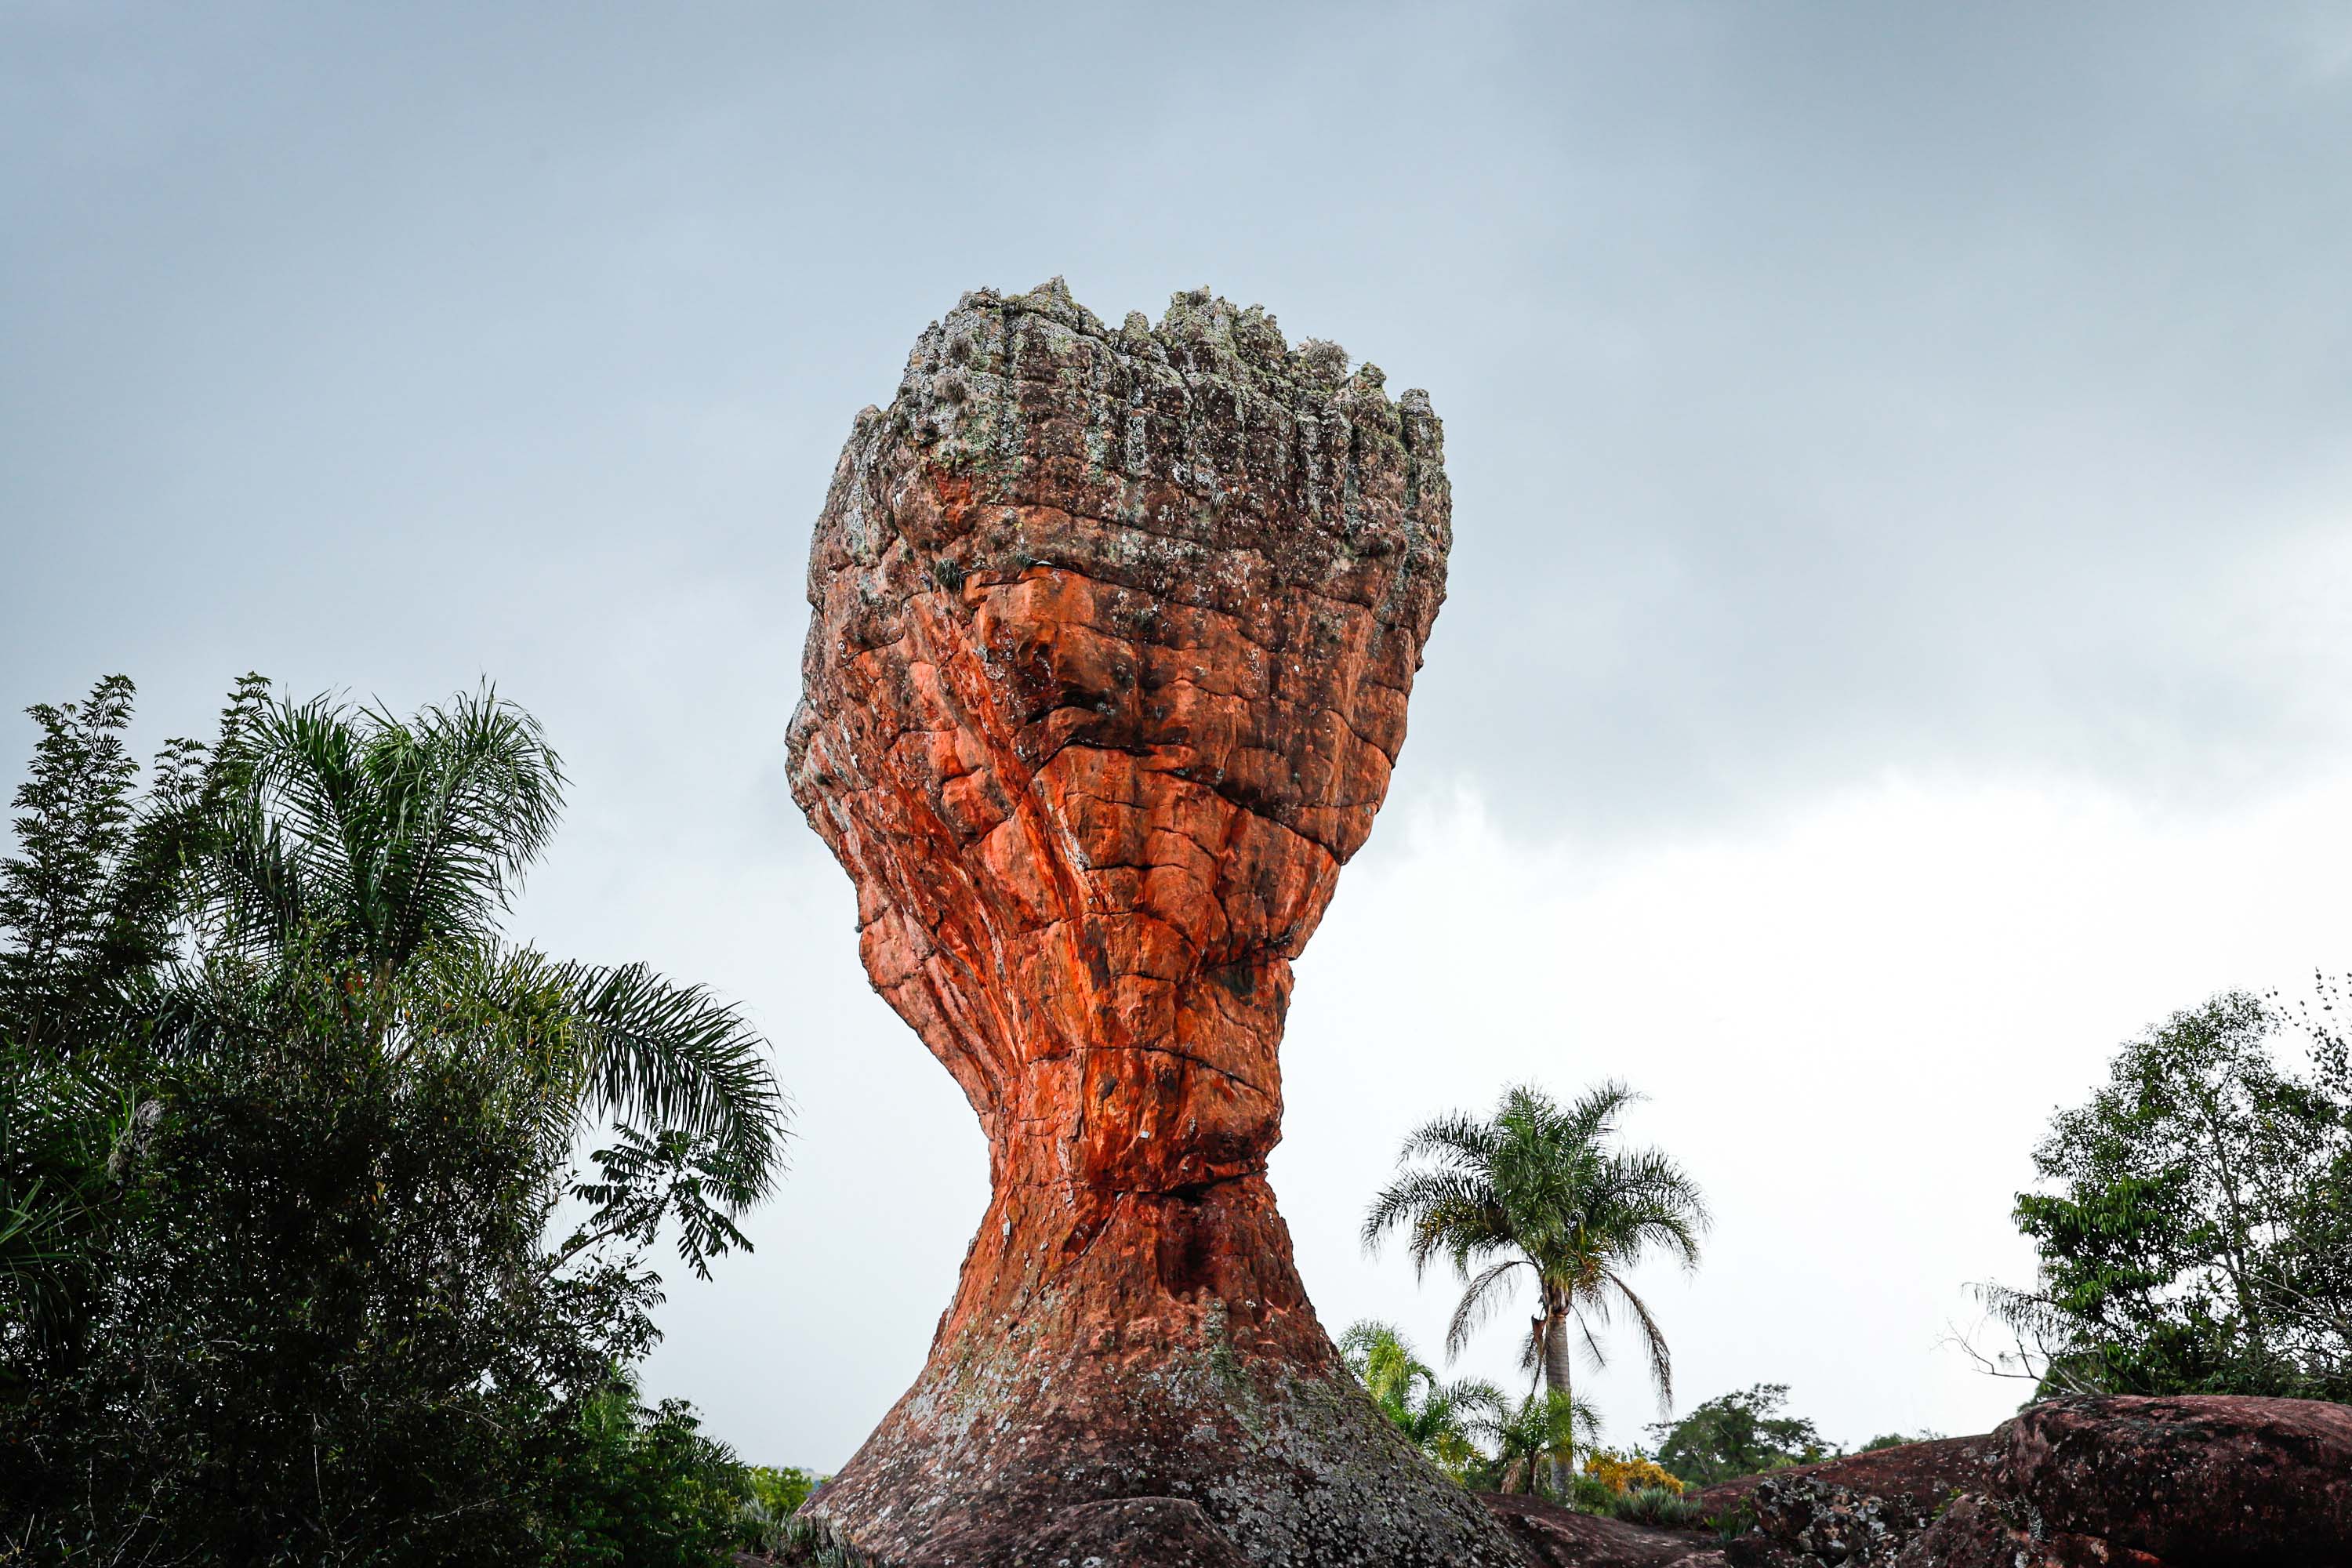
[786, 281, 1520, 1566]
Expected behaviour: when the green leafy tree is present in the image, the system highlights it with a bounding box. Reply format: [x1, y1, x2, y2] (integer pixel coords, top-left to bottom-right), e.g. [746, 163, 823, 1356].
[1363, 1081, 1708, 1492]
[1338, 1319, 1507, 1482]
[0, 674, 262, 1060]
[8, 970, 648, 1563]
[1975, 989, 2352, 1400]
[1646, 1384, 1836, 1488]
[0, 675, 790, 1565]
[0, 676, 269, 1381]
[543, 1373, 755, 1568]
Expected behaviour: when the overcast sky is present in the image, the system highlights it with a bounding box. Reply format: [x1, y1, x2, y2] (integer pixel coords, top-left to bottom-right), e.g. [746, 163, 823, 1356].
[9, 2, 2352, 1467]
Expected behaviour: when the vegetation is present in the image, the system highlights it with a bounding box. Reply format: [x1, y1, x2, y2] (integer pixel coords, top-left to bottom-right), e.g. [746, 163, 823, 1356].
[1976, 988, 2352, 1402]
[1646, 1383, 1837, 1488]
[1472, 1388, 1603, 1496]
[1363, 1080, 1708, 1493]
[1602, 1485, 1706, 1528]
[1338, 1319, 1506, 1481]
[1858, 1429, 1944, 1452]
[742, 1467, 826, 1553]
[1583, 1449, 1683, 1495]
[0, 675, 793, 1566]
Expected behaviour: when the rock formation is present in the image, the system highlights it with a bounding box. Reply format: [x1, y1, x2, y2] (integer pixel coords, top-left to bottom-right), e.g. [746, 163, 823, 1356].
[1704, 1396, 2352, 1567]
[785, 281, 1522, 1566]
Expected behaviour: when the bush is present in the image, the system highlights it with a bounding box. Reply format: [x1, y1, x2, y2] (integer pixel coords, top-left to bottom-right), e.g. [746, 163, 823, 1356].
[1860, 1430, 1943, 1452]
[1584, 1449, 1684, 1495]
[739, 1465, 826, 1554]
[1608, 1485, 1708, 1527]
[542, 1378, 753, 1568]
[1564, 1472, 1617, 1512]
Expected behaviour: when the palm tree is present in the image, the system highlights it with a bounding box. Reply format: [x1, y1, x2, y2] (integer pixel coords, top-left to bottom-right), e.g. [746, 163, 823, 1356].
[163, 684, 788, 1274]
[1480, 1388, 1603, 1497]
[1363, 1081, 1708, 1494]
[1338, 1319, 1508, 1482]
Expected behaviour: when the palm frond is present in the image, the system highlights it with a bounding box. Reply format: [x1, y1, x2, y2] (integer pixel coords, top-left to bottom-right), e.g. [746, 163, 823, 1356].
[1444, 1257, 1528, 1361]
[557, 960, 788, 1202]
[1398, 1107, 1502, 1168]
[1605, 1268, 1677, 1410]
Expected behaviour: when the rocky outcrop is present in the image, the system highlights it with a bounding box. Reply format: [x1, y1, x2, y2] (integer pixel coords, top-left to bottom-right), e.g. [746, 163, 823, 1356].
[1706, 1397, 2352, 1568]
[1702, 1438, 1997, 1567]
[1989, 1395, 2352, 1563]
[786, 281, 1515, 1566]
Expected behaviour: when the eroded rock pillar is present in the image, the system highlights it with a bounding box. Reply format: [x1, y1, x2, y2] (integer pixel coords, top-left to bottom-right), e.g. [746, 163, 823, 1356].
[786, 281, 1520, 1566]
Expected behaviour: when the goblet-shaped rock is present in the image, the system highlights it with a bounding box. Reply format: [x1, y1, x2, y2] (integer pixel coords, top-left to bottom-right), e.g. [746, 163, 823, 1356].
[786, 281, 1519, 1566]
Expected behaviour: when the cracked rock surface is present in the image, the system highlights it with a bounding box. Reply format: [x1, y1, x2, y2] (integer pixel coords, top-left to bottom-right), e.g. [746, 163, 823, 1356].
[786, 281, 1520, 1566]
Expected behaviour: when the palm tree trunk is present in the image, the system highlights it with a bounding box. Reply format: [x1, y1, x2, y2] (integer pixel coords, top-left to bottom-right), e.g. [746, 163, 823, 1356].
[1541, 1298, 1572, 1499]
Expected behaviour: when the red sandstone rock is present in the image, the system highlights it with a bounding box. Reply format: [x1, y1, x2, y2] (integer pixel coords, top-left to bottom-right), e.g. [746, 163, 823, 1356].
[786, 281, 1517, 1566]
[1994, 1395, 2352, 1564]
[1706, 1398, 2352, 1568]
[1697, 1436, 1998, 1533]
[913, 1497, 1250, 1567]
[1889, 1494, 2163, 1568]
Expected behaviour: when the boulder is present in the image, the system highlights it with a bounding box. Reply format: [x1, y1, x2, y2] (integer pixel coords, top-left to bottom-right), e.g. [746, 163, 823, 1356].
[1706, 1397, 2352, 1568]
[786, 281, 1515, 1566]
[1889, 1494, 2161, 1568]
[1994, 1394, 2352, 1565]
[1700, 1438, 1999, 1566]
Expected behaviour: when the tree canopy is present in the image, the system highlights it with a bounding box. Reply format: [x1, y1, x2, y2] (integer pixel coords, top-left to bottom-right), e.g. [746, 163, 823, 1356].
[0, 674, 797, 1565]
[1646, 1383, 1837, 1489]
[1979, 988, 2352, 1402]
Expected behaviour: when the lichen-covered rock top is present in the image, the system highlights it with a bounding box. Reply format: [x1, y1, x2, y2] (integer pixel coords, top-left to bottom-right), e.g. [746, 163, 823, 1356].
[796, 277, 1449, 866]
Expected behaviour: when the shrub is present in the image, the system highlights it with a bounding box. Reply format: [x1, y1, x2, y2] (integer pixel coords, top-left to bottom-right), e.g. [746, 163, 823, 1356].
[1860, 1429, 1944, 1452]
[1584, 1449, 1685, 1495]
[1564, 1472, 1617, 1512]
[1608, 1485, 1707, 1527]
[739, 1466, 826, 1554]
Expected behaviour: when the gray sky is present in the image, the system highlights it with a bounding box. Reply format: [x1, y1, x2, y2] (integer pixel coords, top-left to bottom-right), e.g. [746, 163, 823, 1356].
[9, 2, 2352, 1467]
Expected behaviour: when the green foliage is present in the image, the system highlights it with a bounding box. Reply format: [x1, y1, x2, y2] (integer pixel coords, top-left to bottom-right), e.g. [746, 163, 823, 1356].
[0, 675, 789, 1566]
[747, 1465, 822, 1517]
[0, 674, 260, 1061]
[5, 978, 644, 1563]
[1563, 1471, 1617, 1512]
[1978, 989, 2352, 1401]
[1859, 1429, 1943, 1452]
[1605, 1484, 1707, 1527]
[739, 1465, 826, 1554]
[1646, 1384, 1837, 1488]
[188, 684, 789, 1245]
[1467, 1388, 1604, 1497]
[1363, 1081, 1708, 1494]
[1338, 1319, 1506, 1481]
[543, 1376, 754, 1568]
